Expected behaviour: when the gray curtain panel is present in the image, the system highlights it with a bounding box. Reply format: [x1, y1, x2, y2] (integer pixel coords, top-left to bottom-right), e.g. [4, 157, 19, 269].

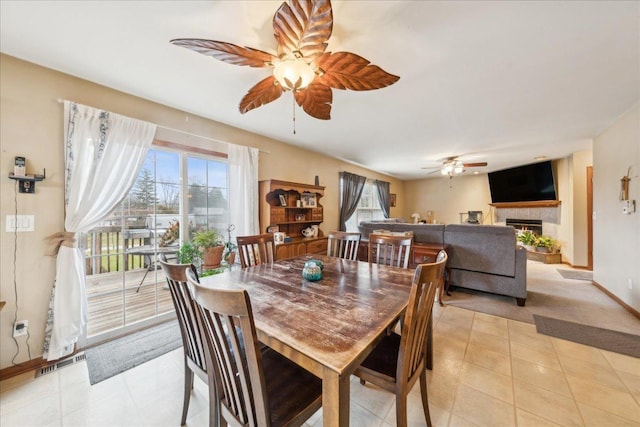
[374, 180, 390, 218]
[339, 172, 367, 231]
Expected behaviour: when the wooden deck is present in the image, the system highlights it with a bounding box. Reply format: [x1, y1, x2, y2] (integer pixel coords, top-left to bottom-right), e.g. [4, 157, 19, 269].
[85, 267, 175, 337]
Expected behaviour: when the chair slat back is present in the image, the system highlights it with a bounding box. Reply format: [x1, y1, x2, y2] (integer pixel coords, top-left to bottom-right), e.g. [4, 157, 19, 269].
[186, 269, 269, 427]
[368, 233, 413, 268]
[237, 233, 275, 268]
[327, 231, 361, 261]
[398, 253, 447, 383]
[159, 261, 207, 374]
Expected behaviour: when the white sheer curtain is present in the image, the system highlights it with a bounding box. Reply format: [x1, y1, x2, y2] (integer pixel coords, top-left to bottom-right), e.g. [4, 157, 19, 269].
[228, 144, 259, 238]
[44, 101, 156, 361]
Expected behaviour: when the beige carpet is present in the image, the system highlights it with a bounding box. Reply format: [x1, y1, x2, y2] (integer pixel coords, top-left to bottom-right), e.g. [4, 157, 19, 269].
[444, 261, 640, 336]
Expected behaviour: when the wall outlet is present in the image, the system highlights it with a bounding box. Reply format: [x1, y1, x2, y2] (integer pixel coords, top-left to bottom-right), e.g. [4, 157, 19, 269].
[13, 320, 28, 337]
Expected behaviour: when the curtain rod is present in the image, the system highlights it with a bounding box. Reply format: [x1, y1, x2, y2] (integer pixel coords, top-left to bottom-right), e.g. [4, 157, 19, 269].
[56, 98, 269, 154]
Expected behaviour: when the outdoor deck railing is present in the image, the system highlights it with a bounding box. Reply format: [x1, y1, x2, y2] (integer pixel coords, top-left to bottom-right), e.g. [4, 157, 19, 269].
[85, 226, 155, 275]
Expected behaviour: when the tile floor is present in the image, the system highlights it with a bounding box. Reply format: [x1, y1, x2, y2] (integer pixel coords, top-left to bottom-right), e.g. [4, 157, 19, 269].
[2, 287, 639, 426]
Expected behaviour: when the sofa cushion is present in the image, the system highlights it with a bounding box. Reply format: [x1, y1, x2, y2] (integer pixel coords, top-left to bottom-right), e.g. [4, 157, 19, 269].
[444, 224, 517, 276]
[358, 221, 445, 245]
[391, 224, 444, 245]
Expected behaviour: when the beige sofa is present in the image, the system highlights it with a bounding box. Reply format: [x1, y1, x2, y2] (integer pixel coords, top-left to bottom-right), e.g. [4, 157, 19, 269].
[358, 221, 527, 306]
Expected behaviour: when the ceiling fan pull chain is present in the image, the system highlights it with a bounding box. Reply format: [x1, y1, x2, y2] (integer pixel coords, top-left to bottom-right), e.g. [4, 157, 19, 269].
[292, 94, 296, 135]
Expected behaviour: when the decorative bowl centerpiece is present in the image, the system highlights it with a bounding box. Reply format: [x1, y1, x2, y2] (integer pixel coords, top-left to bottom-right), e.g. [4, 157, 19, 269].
[302, 260, 323, 281]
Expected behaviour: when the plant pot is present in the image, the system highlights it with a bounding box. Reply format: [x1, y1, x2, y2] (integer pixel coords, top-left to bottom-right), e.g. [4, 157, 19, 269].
[202, 245, 224, 269]
[523, 245, 535, 252]
[226, 252, 236, 265]
[535, 246, 551, 253]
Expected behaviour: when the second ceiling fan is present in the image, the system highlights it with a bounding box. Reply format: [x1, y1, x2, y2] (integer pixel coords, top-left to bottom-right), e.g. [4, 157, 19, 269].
[423, 156, 488, 177]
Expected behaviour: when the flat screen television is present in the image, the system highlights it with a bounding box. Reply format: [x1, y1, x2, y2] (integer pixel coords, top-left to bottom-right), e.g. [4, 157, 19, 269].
[488, 161, 557, 203]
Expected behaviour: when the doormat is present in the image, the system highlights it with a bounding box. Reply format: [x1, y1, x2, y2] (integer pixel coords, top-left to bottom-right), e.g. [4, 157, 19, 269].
[85, 320, 182, 385]
[533, 315, 640, 358]
[557, 269, 593, 281]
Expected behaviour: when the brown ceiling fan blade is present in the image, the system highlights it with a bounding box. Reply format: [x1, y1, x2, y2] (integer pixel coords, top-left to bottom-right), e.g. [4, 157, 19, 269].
[170, 39, 275, 67]
[462, 162, 488, 167]
[316, 52, 400, 91]
[273, 0, 333, 60]
[294, 83, 332, 120]
[239, 76, 284, 114]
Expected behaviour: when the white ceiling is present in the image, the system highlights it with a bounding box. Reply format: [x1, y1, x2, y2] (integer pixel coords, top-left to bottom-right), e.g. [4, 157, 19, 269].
[1, 1, 638, 179]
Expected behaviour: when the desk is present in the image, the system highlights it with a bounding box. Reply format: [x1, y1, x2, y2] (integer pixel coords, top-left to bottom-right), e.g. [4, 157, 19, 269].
[126, 246, 178, 292]
[200, 254, 425, 427]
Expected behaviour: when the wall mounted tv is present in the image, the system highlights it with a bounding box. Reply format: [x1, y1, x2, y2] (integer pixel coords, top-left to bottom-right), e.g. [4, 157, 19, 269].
[488, 161, 557, 203]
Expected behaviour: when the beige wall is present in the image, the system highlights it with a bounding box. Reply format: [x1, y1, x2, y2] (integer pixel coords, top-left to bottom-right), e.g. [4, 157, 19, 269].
[593, 105, 640, 312]
[0, 55, 403, 369]
[404, 174, 493, 225]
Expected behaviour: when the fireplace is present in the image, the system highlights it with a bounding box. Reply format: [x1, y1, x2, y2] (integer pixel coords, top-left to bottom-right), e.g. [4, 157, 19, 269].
[506, 218, 542, 236]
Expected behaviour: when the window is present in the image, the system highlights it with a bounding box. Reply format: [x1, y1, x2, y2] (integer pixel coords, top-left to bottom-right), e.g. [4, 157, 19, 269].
[345, 180, 384, 232]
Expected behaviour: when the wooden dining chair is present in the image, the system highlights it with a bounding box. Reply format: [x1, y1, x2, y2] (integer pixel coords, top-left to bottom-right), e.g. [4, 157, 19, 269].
[158, 260, 212, 426]
[368, 232, 413, 268]
[236, 233, 275, 268]
[185, 268, 323, 427]
[435, 249, 449, 306]
[326, 231, 361, 260]
[355, 253, 448, 427]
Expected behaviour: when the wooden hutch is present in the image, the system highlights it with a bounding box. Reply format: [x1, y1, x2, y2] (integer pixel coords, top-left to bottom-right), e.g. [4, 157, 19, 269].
[259, 180, 328, 259]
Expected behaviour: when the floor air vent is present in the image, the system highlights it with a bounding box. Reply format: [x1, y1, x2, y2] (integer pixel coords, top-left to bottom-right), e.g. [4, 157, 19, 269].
[36, 352, 86, 377]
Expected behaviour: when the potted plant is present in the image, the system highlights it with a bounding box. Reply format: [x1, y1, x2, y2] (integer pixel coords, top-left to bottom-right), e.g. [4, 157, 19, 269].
[534, 235, 555, 253]
[193, 229, 225, 269]
[176, 241, 201, 264]
[517, 230, 537, 251]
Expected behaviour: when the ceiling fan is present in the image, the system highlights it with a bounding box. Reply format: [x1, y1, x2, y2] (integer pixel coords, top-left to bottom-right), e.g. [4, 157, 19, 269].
[170, 0, 399, 122]
[422, 156, 488, 177]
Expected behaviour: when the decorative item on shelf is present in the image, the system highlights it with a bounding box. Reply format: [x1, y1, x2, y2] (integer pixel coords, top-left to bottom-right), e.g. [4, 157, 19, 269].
[267, 224, 280, 233]
[273, 232, 286, 244]
[411, 213, 420, 224]
[295, 213, 305, 221]
[302, 260, 323, 282]
[315, 176, 320, 186]
[296, 199, 303, 208]
[301, 192, 316, 207]
[279, 194, 287, 206]
[301, 225, 318, 238]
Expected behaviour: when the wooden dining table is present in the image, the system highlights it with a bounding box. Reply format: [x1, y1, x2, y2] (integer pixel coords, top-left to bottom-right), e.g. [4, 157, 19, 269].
[199, 254, 429, 427]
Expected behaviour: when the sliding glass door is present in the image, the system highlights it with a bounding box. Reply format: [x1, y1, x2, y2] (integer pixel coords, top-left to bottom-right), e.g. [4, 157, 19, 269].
[83, 147, 228, 342]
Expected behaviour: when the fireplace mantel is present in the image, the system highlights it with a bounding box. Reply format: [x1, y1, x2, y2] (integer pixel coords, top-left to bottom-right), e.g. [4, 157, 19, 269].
[490, 200, 561, 209]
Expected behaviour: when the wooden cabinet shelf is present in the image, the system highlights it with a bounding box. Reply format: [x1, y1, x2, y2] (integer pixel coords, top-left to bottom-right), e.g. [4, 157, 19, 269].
[259, 179, 325, 239]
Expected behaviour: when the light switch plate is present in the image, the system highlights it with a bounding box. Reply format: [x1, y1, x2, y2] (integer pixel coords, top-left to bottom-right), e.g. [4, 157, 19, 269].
[6, 215, 34, 232]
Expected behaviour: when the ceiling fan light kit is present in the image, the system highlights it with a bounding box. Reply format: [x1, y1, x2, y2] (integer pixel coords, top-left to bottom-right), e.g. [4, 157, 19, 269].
[441, 160, 465, 176]
[170, 0, 399, 122]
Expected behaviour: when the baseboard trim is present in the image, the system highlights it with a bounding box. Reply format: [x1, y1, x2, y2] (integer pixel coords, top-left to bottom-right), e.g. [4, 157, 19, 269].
[0, 357, 45, 381]
[592, 280, 640, 320]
